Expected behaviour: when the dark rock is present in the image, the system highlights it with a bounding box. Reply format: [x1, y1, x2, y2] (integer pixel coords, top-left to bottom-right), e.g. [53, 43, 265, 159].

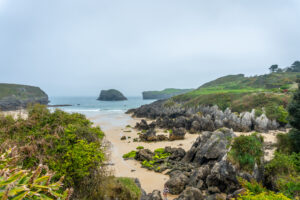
[169, 128, 186, 141]
[206, 160, 240, 193]
[165, 173, 189, 195]
[139, 129, 157, 141]
[183, 128, 234, 165]
[135, 149, 154, 161]
[136, 119, 150, 130]
[174, 187, 204, 200]
[164, 146, 186, 161]
[141, 190, 163, 200]
[97, 89, 127, 101]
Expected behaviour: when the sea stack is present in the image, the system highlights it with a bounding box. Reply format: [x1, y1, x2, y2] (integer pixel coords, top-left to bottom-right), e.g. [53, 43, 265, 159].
[97, 89, 127, 101]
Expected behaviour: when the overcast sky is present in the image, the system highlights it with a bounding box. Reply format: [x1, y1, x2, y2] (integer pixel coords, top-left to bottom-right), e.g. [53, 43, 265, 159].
[0, 0, 299, 97]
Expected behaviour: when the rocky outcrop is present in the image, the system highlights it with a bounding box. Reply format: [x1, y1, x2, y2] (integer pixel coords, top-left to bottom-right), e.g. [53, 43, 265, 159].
[142, 88, 194, 100]
[0, 83, 48, 111]
[141, 190, 162, 200]
[169, 128, 186, 141]
[128, 101, 281, 132]
[174, 187, 203, 200]
[97, 89, 127, 101]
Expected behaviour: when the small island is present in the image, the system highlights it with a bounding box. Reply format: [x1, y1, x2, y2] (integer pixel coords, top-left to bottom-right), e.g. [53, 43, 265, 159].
[97, 89, 127, 101]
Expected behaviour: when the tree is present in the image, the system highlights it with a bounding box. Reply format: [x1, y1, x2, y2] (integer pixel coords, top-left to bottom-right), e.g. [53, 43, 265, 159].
[269, 64, 278, 73]
[287, 79, 300, 152]
[290, 61, 300, 72]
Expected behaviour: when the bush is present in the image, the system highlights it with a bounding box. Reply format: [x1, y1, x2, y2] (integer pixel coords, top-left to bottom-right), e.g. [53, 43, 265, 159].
[276, 133, 293, 154]
[228, 133, 264, 171]
[0, 104, 105, 199]
[237, 179, 291, 200]
[265, 105, 288, 125]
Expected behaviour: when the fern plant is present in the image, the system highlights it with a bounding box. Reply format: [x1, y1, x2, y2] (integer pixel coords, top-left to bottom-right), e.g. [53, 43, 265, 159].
[0, 148, 73, 200]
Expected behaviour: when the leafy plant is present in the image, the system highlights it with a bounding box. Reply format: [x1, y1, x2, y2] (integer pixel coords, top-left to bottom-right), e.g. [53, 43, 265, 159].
[122, 151, 136, 159]
[228, 133, 263, 171]
[0, 148, 73, 200]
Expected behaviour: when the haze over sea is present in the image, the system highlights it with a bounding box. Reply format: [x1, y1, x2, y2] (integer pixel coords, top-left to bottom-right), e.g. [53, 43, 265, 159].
[49, 96, 155, 127]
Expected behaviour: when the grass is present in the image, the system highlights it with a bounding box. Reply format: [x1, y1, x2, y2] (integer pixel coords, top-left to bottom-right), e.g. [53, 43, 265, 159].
[117, 177, 141, 199]
[0, 83, 47, 100]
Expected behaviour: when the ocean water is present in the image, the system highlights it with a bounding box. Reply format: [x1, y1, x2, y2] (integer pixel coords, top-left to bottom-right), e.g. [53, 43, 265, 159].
[49, 96, 154, 120]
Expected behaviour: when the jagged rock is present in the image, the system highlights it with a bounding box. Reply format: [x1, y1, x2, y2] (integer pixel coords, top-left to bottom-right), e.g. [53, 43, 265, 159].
[141, 190, 162, 200]
[188, 165, 210, 189]
[165, 173, 189, 195]
[169, 128, 186, 141]
[139, 129, 157, 141]
[164, 146, 186, 161]
[135, 149, 154, 161]
[174, 187, 203, 200]
[174, 116, 187, 128]
[136, 119, 149, 130]
[190, 120, 201, 133]
[183, 128, 234, 165]
[255, 114, 269, 131]
[97, 89, 127, 101]
[206, 160, 240, 193]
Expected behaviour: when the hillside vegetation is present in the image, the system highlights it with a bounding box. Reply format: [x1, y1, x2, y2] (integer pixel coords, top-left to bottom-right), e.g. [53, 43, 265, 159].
[0, 83, 47, 100]
[143, 88, 193, 100]
[171, 72, 299, 116]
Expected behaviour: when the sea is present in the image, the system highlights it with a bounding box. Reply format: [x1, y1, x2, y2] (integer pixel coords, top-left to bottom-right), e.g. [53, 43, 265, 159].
[49, 96, 155, 127]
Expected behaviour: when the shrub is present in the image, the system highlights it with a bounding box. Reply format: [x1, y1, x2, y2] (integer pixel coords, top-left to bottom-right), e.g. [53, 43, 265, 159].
[116, 177, 142, 199]
[237, 179, 291, 200]
[0, 148, 72, 200]
[0, 105, 105, 199]
[265, 105, 288, 125]
[228, 133, 264, 171]
[276, 133, 293, 154]
[122, 151, 137, 159]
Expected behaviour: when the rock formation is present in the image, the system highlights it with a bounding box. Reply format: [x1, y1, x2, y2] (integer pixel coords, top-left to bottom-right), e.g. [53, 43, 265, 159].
[97, 89, 127, 101]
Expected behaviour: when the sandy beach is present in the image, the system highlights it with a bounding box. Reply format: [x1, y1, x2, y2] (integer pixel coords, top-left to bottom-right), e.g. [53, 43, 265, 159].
[88, 111, 286, 199]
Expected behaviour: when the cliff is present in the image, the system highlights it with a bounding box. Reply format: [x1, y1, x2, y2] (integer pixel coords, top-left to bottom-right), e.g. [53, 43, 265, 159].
[97, 89, 127, 101]
[0, 83, 49, 111]
[142, 88, 193, 100]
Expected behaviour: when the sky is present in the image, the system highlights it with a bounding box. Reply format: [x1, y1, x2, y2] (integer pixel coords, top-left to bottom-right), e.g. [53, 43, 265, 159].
[0, 0, 300, 97]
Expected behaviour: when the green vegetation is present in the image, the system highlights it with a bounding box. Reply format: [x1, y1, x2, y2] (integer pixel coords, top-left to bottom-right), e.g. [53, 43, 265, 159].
[0, 105, 108, 199]
[169, 72, 299, 119]
[0, 83, 47, 100]
[228, 133, 264, 171]
[122, 151, 137, 159]
[143, 88, 194, 99]
[116, 177, 142, 200]
[0, 148, 72, 200]
[287, 80, 300, 153]
[141, 148, 171, 171]
[238, 179, 291, 200]
[136, 146, 144, 150]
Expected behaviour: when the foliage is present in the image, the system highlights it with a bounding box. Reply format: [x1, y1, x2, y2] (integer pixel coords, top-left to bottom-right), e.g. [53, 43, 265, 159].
[237, 179, 291, 200]
[122, 151, 137, 159]
[136, 146, 144, 150]
[276, 133, 293, 154]
[228, 133, 264, 171]
[265, 105, 289, 124]
[288, 81, 300, 153]
[0, 105, 105, 198]
[116, 178, 141, 199]
[0, 148, 72, 200]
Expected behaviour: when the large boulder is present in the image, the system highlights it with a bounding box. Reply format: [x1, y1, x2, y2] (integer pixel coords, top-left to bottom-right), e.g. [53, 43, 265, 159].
[136, 119, 150, 130]
[97, 89, 127, 101]
[205, 160, 240, 193]
[164, 147, 186, 161]
[165, 173, 189, 195]
[174, 187, 203, 200]
[135, 149, 154, 161]
[183, 128, 234, 165]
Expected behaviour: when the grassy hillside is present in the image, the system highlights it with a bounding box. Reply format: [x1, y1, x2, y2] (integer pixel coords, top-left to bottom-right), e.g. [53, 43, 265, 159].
[169, 72, 300, 119]
[143, 88, 194, 99]
[0, 83, 47, 100]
